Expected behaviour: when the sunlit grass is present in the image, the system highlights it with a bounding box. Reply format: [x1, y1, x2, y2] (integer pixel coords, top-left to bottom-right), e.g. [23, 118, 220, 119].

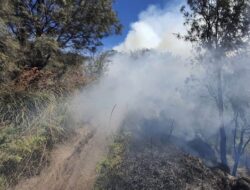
[0, 88, 75, 188]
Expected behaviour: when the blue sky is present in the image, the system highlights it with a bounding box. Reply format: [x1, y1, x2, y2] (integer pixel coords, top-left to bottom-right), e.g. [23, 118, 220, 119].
[102, 0, 181, 49]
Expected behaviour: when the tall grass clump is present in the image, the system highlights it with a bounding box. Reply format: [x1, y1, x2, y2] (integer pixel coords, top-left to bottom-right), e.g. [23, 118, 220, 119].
[0, 88, 76, 189]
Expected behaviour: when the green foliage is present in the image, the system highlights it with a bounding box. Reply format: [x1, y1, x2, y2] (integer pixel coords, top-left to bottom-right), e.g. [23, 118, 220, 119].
[26, 36, 59, 68]
[0, 0, 121, 51]
[85, 51, 114, 78]
[0, 175, 7, 190]
[181, 0, 250, 54]
[0, 19, 22, 82]
[0, 0, 121, 70]
[0, 90, 54, 126]
[0, 1, 118, 188]
[0, 89, 75, 188]
[97, 142, 124, 172]
[95, 133, 129, 190]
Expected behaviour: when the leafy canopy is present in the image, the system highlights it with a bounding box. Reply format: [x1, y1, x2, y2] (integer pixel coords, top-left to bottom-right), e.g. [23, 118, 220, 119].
[181, 0, 250, 54]
[0, 0, 122, 51]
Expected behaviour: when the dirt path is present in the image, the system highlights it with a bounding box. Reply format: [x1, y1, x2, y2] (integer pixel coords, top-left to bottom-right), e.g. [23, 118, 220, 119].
[11, 126, 110, 190]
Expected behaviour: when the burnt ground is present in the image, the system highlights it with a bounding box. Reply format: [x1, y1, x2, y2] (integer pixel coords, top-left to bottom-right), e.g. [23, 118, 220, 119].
[95, 115, 250, 190]
[111, 144, 231, 190]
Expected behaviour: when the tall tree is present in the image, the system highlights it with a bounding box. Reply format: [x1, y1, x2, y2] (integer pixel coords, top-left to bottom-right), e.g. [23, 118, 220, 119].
[181, 0, 250, 167]
[0, 0, 121, 67]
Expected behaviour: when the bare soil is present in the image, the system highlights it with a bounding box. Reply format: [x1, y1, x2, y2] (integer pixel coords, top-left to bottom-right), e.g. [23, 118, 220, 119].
[11, 126, 109, 190]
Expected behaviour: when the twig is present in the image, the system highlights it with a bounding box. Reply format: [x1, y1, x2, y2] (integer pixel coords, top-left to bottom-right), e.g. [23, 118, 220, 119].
[109, 104, 117, 127]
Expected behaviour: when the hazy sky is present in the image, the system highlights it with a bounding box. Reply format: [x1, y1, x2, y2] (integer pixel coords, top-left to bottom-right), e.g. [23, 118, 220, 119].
[103, 0, 184, 50]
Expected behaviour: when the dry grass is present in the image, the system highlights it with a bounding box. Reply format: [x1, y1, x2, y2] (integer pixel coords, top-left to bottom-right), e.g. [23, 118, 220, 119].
[0, 88, 76, 189]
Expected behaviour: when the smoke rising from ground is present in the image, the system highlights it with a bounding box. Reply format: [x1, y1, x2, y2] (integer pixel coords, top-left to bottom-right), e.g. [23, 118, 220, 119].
[71, 50, 250, 145]
[71, 2, 250, 144]
[71, 2, 198, 137]
[71, 51, 222, 139]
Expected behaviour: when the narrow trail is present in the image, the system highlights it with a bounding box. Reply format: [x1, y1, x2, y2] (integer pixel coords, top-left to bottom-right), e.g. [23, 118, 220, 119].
[12, 126, 110, 190]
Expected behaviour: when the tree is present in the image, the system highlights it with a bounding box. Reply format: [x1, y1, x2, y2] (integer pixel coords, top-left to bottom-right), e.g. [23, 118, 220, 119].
[230, 97, 250, 176]
[0, 0, 121, 67]
[181, 0, 250, 167]
[224, 53, 250, 176]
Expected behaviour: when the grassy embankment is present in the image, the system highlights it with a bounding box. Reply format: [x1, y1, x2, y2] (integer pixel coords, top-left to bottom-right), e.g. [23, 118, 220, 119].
[0, 53, 91, 189]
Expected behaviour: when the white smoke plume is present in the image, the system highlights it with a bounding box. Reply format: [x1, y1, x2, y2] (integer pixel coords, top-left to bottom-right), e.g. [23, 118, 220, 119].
[114, 3, 192, 58]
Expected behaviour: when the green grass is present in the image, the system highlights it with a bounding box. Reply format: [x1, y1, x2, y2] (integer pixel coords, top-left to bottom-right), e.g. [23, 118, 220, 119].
[94, 132, 130, 190]
[0, 89, 75, 189]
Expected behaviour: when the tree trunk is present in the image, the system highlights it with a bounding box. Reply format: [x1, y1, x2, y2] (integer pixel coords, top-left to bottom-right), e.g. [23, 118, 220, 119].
[217, 66, 228, 166]
[220, 125, 227, 165]
[232, 153, 240, 176]
[214, 0, 227, 167]
[19, 28, 27, 47]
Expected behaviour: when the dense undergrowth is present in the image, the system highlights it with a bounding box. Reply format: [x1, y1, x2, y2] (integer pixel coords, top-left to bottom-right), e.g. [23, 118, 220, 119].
[0, 53, 93, 189]
[0, 29, 112, 188]
[0, 6, 115, 188]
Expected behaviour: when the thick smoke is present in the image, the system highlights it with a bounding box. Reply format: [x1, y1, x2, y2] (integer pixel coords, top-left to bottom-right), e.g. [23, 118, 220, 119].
[70, 3, 214, 139]
[71, 51, 222, 140]
[71, 3, 250, 144]
[114, 3, 192, 58]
